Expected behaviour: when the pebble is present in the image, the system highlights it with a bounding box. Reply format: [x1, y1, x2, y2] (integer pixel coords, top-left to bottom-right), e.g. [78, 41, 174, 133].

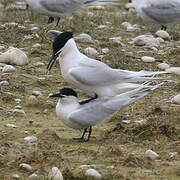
[48, 167, 63, 180]
[74, 33, 93, 43]
[33, 62, 45, 67]
[13, 109, 26, 116]
[24, 136, 38, 143]
[2, 65, 16, 73]
[168, 152, 178, 158]
[19, 163, 32, 172]
[155, 30, 170, 40]
[14, 98, 21, 104]
[5, 124, 17, 128]
[0, 47, 29, 66]
[0, 80, 9, 86]
[157, 63, 170, 70]
[32, 43, 41, 48]
[11, 174, 20, 179]
[85, 169, 102, 179]
[109, 37, 125, 46]
[172, 95, 180, 104]
[30, 27, 40, 31]
[29, 173, 39, 179]
[145, 150, 159, 160]
[121, 21, 132, 28]
[101, 48, 110, 54]
[32, 91, 42, 97]
[156, 37, 164, 43]
[166, 67, 180, 75]
[14, 105, 22, 109]
[27, 95, 39, 105]
[84, 47, 99, 56]
[141, 56, 156, 63]
[133, 35, 160, 47]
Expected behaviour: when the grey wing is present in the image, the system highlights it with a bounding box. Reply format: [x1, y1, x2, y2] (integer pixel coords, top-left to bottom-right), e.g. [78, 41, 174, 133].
[40, 0, 86, 13]
[68, 100, 116, 127]
[142, 0, 180, 23]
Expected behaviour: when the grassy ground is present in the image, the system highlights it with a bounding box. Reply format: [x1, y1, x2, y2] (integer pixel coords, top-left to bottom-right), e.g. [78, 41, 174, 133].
[0, 0, 180, 179]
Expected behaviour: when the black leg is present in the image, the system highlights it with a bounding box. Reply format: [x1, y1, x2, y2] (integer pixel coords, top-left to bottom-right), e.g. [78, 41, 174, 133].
[48, 17, 54, 24]
[26, 4, 29, 10]
[161, 25, 167, 30]
[87, 126, 92, 141]
[56, 17, 61, 26]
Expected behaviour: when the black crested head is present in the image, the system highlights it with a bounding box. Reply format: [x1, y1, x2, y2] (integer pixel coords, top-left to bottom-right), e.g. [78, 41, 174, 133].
[53, 31, 73, 55]
[60, 88, 78, 97]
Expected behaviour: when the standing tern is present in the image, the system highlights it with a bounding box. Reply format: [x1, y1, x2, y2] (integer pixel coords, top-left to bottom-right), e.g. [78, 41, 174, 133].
[25, 0, 119, 26]
[47, 31, 166, 98]
[132, 0, 180, 30]
[50, 83, 163, 141]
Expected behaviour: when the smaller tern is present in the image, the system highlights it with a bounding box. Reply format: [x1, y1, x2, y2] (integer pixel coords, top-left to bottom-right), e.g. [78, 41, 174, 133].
[50, 83, 163, 141]
[25, 0, 119, 26]
[47, 31, 166, 98]
[132, 0, 180, 30]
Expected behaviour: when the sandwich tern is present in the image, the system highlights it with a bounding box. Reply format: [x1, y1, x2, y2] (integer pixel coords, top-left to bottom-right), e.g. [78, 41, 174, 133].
[132, 0, 180, 30]
[50, 84, 163, 141]
[47, 31, 166, 98]
[25, 0, 119, 26]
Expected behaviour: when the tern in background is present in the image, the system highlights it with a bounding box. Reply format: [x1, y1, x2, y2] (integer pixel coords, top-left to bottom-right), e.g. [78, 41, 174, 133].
[132, 0, 180, 30]
[50, 83, 163, 141]
[25, 0, 119, 26]
[47, 31, 166, 98]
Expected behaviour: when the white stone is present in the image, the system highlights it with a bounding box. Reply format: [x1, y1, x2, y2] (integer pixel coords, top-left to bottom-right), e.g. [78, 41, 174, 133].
[19, 163, 32, 171]
[2, 65, 16, 73]
[0, 47, 29, 66]
[13, 109, 26, 116]
[141, 56, 155, 63]
[156, 37, 164, 43]
[97, 25, 108, 29]
[125, 3, 134, 9]
[34, 62, 45, 67]
[121, 22, 132, 28]
[32, 43, 41, 48]
[32, 91, 42, 97]
[145, 150, 159, 160]
[14, 105, 22, 109]
[27, 95, 39, 105]
[30, 27, 40, 31]
[155, 30, 170, 40]
[84, 47, 98, 56]
[11, 174, 20, 179]
[48, 167, 63, 180]
[122, 120, 131, 124]
[168, 152, 178, 158]
[85, 169, 102, 179]
[127, 26, 137, 31]
[166, 67, 180, 75]
[173, 95, 180, 104]
[133, 35, 160, 47]
[157, 63, 170, 70]
[24, 136, 38, 143]
[14, 98, 21, 104]
[5, 124, 17, 128]
[101, 48, 110, 54]
[109, 37, 124, 45]
[29, 173, 39, 179]
[0, 80, 9, 86]
[74, 33, 93, 43]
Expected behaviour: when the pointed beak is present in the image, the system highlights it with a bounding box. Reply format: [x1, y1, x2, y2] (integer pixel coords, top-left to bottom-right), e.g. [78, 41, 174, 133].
[46, 51, 61, 73]
[49, 92, 64, 98]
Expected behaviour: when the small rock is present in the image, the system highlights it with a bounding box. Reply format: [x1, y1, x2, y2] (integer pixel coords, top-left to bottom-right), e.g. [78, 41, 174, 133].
[133, 35, 160, 47]
[34, 62, 45, 67]
[5, 124, 17, 128]
[97, 25, 108, 29]
[109, 37, 124, 46]
[32, 43, 41, 48]
[14, 98, 21, 104]
[2, 65, 16, 73]
[84, 47, 98, 56]
[14, 105, 22, 109]
[121, 21, 132, 28]
[155, 30, 170, 40]
[145, 150, 159, 160]
[0, 47, 29, 66]
[157, 63, 170, 70]
[75, 33, 93, 43]
[166, 67, 180, 75]
[29, 173, 39, 179]
[122, 120, 131, 124]
[141, 56, 155, 63]
[11, 174, 20, 179]
[19, 163, 32, 172]
[48, 167, 63, 180]
[173, 95, 180, 104]
[24, 136, 38, 143]
[168, 152, 178, 158]
[30, 27, 40, 31]
[156, 37, 164, 43]
[0, 80, 9, 86]
[27, 95, 39, 105]
[101, 48, 110, 54]
[85, 169, 102, 179]
[32, 91, 42, 97]
[13, 109, 26, 116]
